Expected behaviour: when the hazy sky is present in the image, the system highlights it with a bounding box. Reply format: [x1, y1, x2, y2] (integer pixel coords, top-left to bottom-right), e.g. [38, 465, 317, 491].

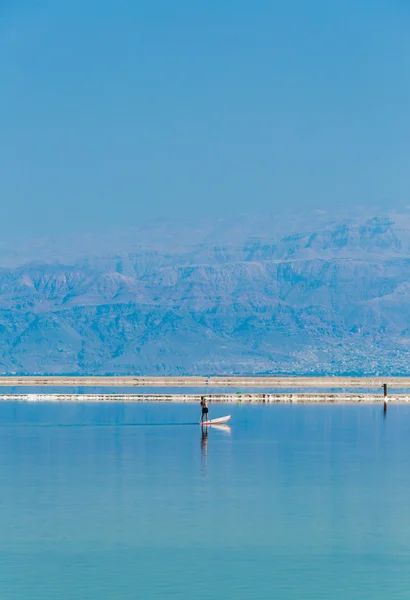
[1, 0, 409, 236]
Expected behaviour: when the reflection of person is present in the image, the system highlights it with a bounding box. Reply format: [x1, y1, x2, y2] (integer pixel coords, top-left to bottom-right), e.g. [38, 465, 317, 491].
[201, 426, 208, 456]
[200, 396, 209, 423]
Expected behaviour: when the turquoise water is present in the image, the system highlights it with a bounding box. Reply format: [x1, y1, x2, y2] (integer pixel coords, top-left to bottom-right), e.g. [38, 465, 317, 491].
[1, 402, 410, 599]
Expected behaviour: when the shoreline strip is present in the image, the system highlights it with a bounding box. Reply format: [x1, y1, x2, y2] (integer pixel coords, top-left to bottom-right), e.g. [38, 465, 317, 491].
[0, 376, 409, 388]
[0, 393, 408, 404]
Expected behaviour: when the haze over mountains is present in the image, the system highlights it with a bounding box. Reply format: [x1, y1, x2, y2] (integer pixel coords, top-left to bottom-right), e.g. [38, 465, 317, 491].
[1, 209, 410, 375]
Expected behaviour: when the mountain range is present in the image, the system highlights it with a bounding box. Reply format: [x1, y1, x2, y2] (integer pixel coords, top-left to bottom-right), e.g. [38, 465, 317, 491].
[1, 209, 410, 375]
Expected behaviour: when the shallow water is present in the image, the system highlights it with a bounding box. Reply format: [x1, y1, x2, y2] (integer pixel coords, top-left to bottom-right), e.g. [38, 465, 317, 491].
[1, 402, 409, 599]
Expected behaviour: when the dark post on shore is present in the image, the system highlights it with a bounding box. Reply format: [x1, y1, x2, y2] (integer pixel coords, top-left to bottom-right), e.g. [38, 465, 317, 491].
[383, 383, 388, 414]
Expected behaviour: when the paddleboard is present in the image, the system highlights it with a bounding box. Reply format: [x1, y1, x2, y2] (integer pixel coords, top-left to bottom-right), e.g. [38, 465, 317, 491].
[201, 415, 231, 426]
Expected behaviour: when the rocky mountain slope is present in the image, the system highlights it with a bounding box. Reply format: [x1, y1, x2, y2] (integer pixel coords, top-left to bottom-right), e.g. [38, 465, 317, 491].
[1, 211, 410, 375]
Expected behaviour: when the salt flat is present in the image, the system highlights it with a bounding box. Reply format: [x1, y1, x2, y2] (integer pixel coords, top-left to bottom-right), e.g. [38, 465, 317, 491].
[0, 392, 405, 404]
[0, 375, 407, 387]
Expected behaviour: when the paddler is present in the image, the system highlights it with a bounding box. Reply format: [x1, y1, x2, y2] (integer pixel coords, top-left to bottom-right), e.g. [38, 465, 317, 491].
[200, 396, 209, 423]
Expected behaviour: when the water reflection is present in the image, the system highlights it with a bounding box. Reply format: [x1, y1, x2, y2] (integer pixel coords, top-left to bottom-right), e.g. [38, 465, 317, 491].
[200, 424, 231, 475]
[211, 424, 231, 434]
[201, 426, 209, 455]
[200, 425, 209, 476]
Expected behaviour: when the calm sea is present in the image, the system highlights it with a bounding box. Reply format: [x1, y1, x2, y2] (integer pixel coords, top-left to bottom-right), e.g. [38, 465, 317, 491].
[1, 401, 409, 599]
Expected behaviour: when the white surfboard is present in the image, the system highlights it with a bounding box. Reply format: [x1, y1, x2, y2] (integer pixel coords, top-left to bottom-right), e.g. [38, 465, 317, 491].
[201, 415, 231, 426]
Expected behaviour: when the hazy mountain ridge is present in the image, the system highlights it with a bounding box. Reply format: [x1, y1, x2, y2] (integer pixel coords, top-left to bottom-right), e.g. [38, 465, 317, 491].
[1, 212, 410, 375]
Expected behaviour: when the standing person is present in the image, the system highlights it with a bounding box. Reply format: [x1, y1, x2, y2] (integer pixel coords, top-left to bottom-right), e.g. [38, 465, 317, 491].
[200, 396, 209, 423]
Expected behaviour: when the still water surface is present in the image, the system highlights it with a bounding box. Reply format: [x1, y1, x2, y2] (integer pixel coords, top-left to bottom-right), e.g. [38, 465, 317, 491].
[0, 402, 409, 599]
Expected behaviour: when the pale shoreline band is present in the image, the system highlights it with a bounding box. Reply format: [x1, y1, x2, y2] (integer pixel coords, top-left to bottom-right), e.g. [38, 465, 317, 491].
[0, 376, 408, 388]
[0, 393, 406, 403]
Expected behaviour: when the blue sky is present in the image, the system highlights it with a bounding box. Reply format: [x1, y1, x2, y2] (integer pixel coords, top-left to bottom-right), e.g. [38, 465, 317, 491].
[0, 0, 409, 236]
